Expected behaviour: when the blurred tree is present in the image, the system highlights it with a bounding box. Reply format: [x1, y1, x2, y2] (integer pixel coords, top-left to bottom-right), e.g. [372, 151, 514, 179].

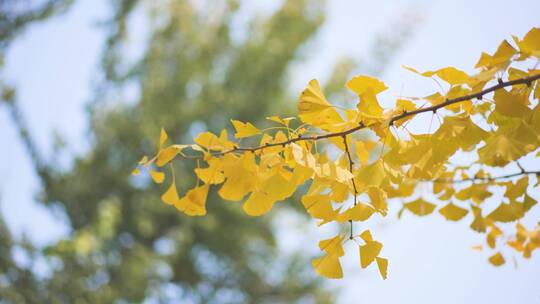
[0, 0, 74, 48]
[0, 0, 416, 303]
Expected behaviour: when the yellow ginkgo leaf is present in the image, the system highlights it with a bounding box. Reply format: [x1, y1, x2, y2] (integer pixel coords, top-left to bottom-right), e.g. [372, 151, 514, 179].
[150, 170, 165, 184]
[488, 252, 505, 266]
[359, 230, 373, 242]
[478, 134, 527, 167]
[242, 191, 275, 216]
[298, 79, 344, 131]
[470, 205, 486, 233]
[355, 141, 369, 165]
[504, 176, 528, 199]
[195, 132, 220, 150]
[471, 244, 483, 251]
[159, 128, 168, 147]
[131, 167, 140, 176]
[195, 167, 225, 185]
[359, 240, 383, 268]
[493, 89, 530, 118]
[435, 67, 470, 86]
[156, 144, 187, 167]
[439, 202, 469, 221]
[337, 203, 375, 222]
[175, 184, 210, 216]
[402, 66, 469, 86]
[302, 194, 336, 221]
[376, 257, 388, 280]
[290, 143, 317, 169]
[486, 198, 535, 223]
[513, 27, 540, 58]
[346, 75, 388, 96]
[266, 116, 295, 126]
[319, 235, 345, 256]
[218, 154, 257, 201]
[404, 198, 436, 216]
[161, 181, 179, 205]
[299, 79, 331, 112]
[312, 254, 343, 279]
[231, 119, 261, 138]
[474, 40, 516, 70]
[367, 187, 388, 216]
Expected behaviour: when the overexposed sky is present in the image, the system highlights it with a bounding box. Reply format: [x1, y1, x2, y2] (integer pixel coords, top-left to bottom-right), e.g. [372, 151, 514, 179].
[1, 0, 539, 303]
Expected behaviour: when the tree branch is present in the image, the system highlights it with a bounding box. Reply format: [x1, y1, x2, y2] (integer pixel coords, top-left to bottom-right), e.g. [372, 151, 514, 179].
[194, 73, 540, 159]
[432, 169, 540, 184]
[342, 135, 358, 239]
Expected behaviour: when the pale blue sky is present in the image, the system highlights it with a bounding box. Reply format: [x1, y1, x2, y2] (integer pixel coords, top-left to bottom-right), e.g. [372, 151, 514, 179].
[1, 0, 540, 303]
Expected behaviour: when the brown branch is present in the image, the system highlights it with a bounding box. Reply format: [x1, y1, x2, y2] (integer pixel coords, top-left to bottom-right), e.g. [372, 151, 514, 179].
[196, 73, 540, 159]
[342, 135, 358, 239]
[432, 170, 540, 184]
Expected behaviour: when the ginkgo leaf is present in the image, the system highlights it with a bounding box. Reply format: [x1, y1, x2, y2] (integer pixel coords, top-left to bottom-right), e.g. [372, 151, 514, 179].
[367, 187, 388, 216]
[359, 240, 383, 268]
[435, 67, 470, 85]
[161, 181, 179, 205]
[346, 75, 388, 96]
[194, 131, 234, 151]
[493, 89, 530, 118]
[474, 40, 516, 70]
[404, 198, 436, 216]
[290, 143, 317, 169]
[486, 225, 503, 249]
[243, 191, 275, 216]
[455, 184, 492, 204]
[150, 170, 165, 184]
[266, 116, 295, 126]
[159, 128, 168, 147]
[346, 76, 386, 119]
[471, 244, 483, 251]
[231, 120, 261, 138]
[357, 160, 387, 189]
[219, 154, 257, 201]
[439, 202, 469, 221]
[131, 167, 140, 176]
[156, 144, 187, 167]
[298, 79, 344, 131]
[359, 230, 373, 242]
[175, 184, 209, 216]
[513, 27, 540, 58]
[355, 141, 370, 165]
[402, 66, 469, 86]
[195, 167, 225, 185]
[470, 205, 486, 233]
[488, 252, 505, 266]
[478, 134, 527, 167]
[504, 176, 528, 199]
[319, 235, 345, 256]
[312, 254, 343, 279]
[337, 203, 375, 222]
[376, 257, 388, 280]
[302, 194, 336, 221]
[433, 116, 487, 151]
[486, 197, 536, 223]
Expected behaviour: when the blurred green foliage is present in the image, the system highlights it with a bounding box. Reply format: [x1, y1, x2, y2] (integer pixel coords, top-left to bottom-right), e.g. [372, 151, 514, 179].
[1, 1, 334, 303]
[0, 0, 416, 303]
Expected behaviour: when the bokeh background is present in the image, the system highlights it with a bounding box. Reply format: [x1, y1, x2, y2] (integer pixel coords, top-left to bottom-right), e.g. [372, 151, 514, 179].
[1, 0, 539, 303]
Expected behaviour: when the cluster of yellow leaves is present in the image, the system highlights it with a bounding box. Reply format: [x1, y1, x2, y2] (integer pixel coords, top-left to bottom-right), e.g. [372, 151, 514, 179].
[135, 28, 540, 279]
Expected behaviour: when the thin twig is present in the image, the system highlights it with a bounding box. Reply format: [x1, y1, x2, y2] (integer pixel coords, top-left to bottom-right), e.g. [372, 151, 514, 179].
[342, 135, 358, 240]
[431, 170, 540, 184]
